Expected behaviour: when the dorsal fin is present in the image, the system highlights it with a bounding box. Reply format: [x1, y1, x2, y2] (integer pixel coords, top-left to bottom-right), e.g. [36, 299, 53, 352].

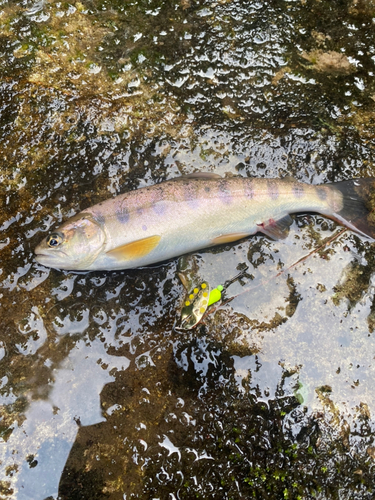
[169, 172, 222, 181]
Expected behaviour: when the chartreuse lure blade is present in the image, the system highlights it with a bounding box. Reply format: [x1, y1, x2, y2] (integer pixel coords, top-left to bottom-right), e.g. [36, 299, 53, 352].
[208, 285, 223, 306]
[180, 282, 224, 330]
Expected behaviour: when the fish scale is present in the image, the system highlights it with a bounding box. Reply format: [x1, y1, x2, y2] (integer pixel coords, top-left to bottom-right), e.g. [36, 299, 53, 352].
[34, 175, 375, 271]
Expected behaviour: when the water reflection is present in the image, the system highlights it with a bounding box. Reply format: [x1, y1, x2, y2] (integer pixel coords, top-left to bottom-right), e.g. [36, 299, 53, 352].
[2, 222, 375, 497]
[1, 0, 375, 497]
[1, 336, 129, 499]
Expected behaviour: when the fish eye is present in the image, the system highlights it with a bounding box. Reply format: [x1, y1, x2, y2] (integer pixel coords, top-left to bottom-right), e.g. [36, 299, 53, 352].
[47, 232, 64, 247]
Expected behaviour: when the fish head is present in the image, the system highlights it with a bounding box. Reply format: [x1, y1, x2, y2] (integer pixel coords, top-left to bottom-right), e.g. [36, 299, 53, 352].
[35, 214, 106, 270]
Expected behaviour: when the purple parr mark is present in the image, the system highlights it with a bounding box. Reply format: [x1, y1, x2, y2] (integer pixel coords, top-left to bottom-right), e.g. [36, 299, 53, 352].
[218, 180, 232, 205]
[91, 210, 106, 225]
[317, 187, 328, 200]
[292, 184, 305, 199]
[116, 200, 130, 224]
[151, 186, 167, 215]
[267, 181, 279, 200]
[153, 201, 166, 215]
[244, 180, 255, 200]
[183, 182, 199, 209]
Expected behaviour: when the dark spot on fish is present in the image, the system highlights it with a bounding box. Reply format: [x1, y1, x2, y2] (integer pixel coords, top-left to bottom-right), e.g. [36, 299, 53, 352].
[317, 187, 327, 200]
[137, 207, 144, 217]
[292, 184, 304, 198]
[219, 180, 232, 205]
[267, 181, 279, 200]
[205, 186, 210, 193]
[244, 180, 255, 199]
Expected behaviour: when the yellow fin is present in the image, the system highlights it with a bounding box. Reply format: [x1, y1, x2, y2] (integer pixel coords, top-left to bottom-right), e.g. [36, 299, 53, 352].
[212, 232, 249, 245]
[106, 235, 161, 261]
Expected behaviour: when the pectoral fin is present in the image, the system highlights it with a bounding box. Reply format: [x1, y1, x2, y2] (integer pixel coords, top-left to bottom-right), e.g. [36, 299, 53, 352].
[106, 235, 161, 261]
[212, 232, 249, 245]
[257, 214, 293, 240]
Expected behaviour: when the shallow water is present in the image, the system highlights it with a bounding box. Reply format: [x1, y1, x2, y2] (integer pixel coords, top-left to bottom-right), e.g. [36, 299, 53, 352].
[1, 0, 375, 498]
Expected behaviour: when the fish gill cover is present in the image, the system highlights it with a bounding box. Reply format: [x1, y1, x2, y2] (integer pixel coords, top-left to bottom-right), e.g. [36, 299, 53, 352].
[1, 0, 375, 498]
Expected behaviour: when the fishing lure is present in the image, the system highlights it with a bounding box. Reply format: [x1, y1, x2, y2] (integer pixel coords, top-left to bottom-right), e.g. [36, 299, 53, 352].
[179, 282, 224, 330]
[178, 267, 250, 330]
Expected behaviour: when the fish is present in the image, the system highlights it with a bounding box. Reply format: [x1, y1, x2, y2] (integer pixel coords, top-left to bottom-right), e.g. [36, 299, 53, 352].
[34, 174, 375, 271]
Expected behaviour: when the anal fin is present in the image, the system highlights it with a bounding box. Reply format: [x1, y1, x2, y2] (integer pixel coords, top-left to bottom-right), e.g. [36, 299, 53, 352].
[106, 235, 161, 261]
[257, 214, 293, 240]
[212, 232, 249, 245]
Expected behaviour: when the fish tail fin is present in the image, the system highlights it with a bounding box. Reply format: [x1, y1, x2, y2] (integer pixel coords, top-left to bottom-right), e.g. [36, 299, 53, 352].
[328, 178, 375, 240]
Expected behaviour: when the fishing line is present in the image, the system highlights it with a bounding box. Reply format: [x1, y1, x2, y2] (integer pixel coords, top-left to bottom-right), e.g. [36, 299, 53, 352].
[204, 227, 348, 319]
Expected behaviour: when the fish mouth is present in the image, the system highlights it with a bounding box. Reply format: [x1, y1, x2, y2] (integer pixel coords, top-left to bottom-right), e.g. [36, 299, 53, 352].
[34, 249, 68, 267]
[35, 253, 54, 260]
[35, 253, 58, 265]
